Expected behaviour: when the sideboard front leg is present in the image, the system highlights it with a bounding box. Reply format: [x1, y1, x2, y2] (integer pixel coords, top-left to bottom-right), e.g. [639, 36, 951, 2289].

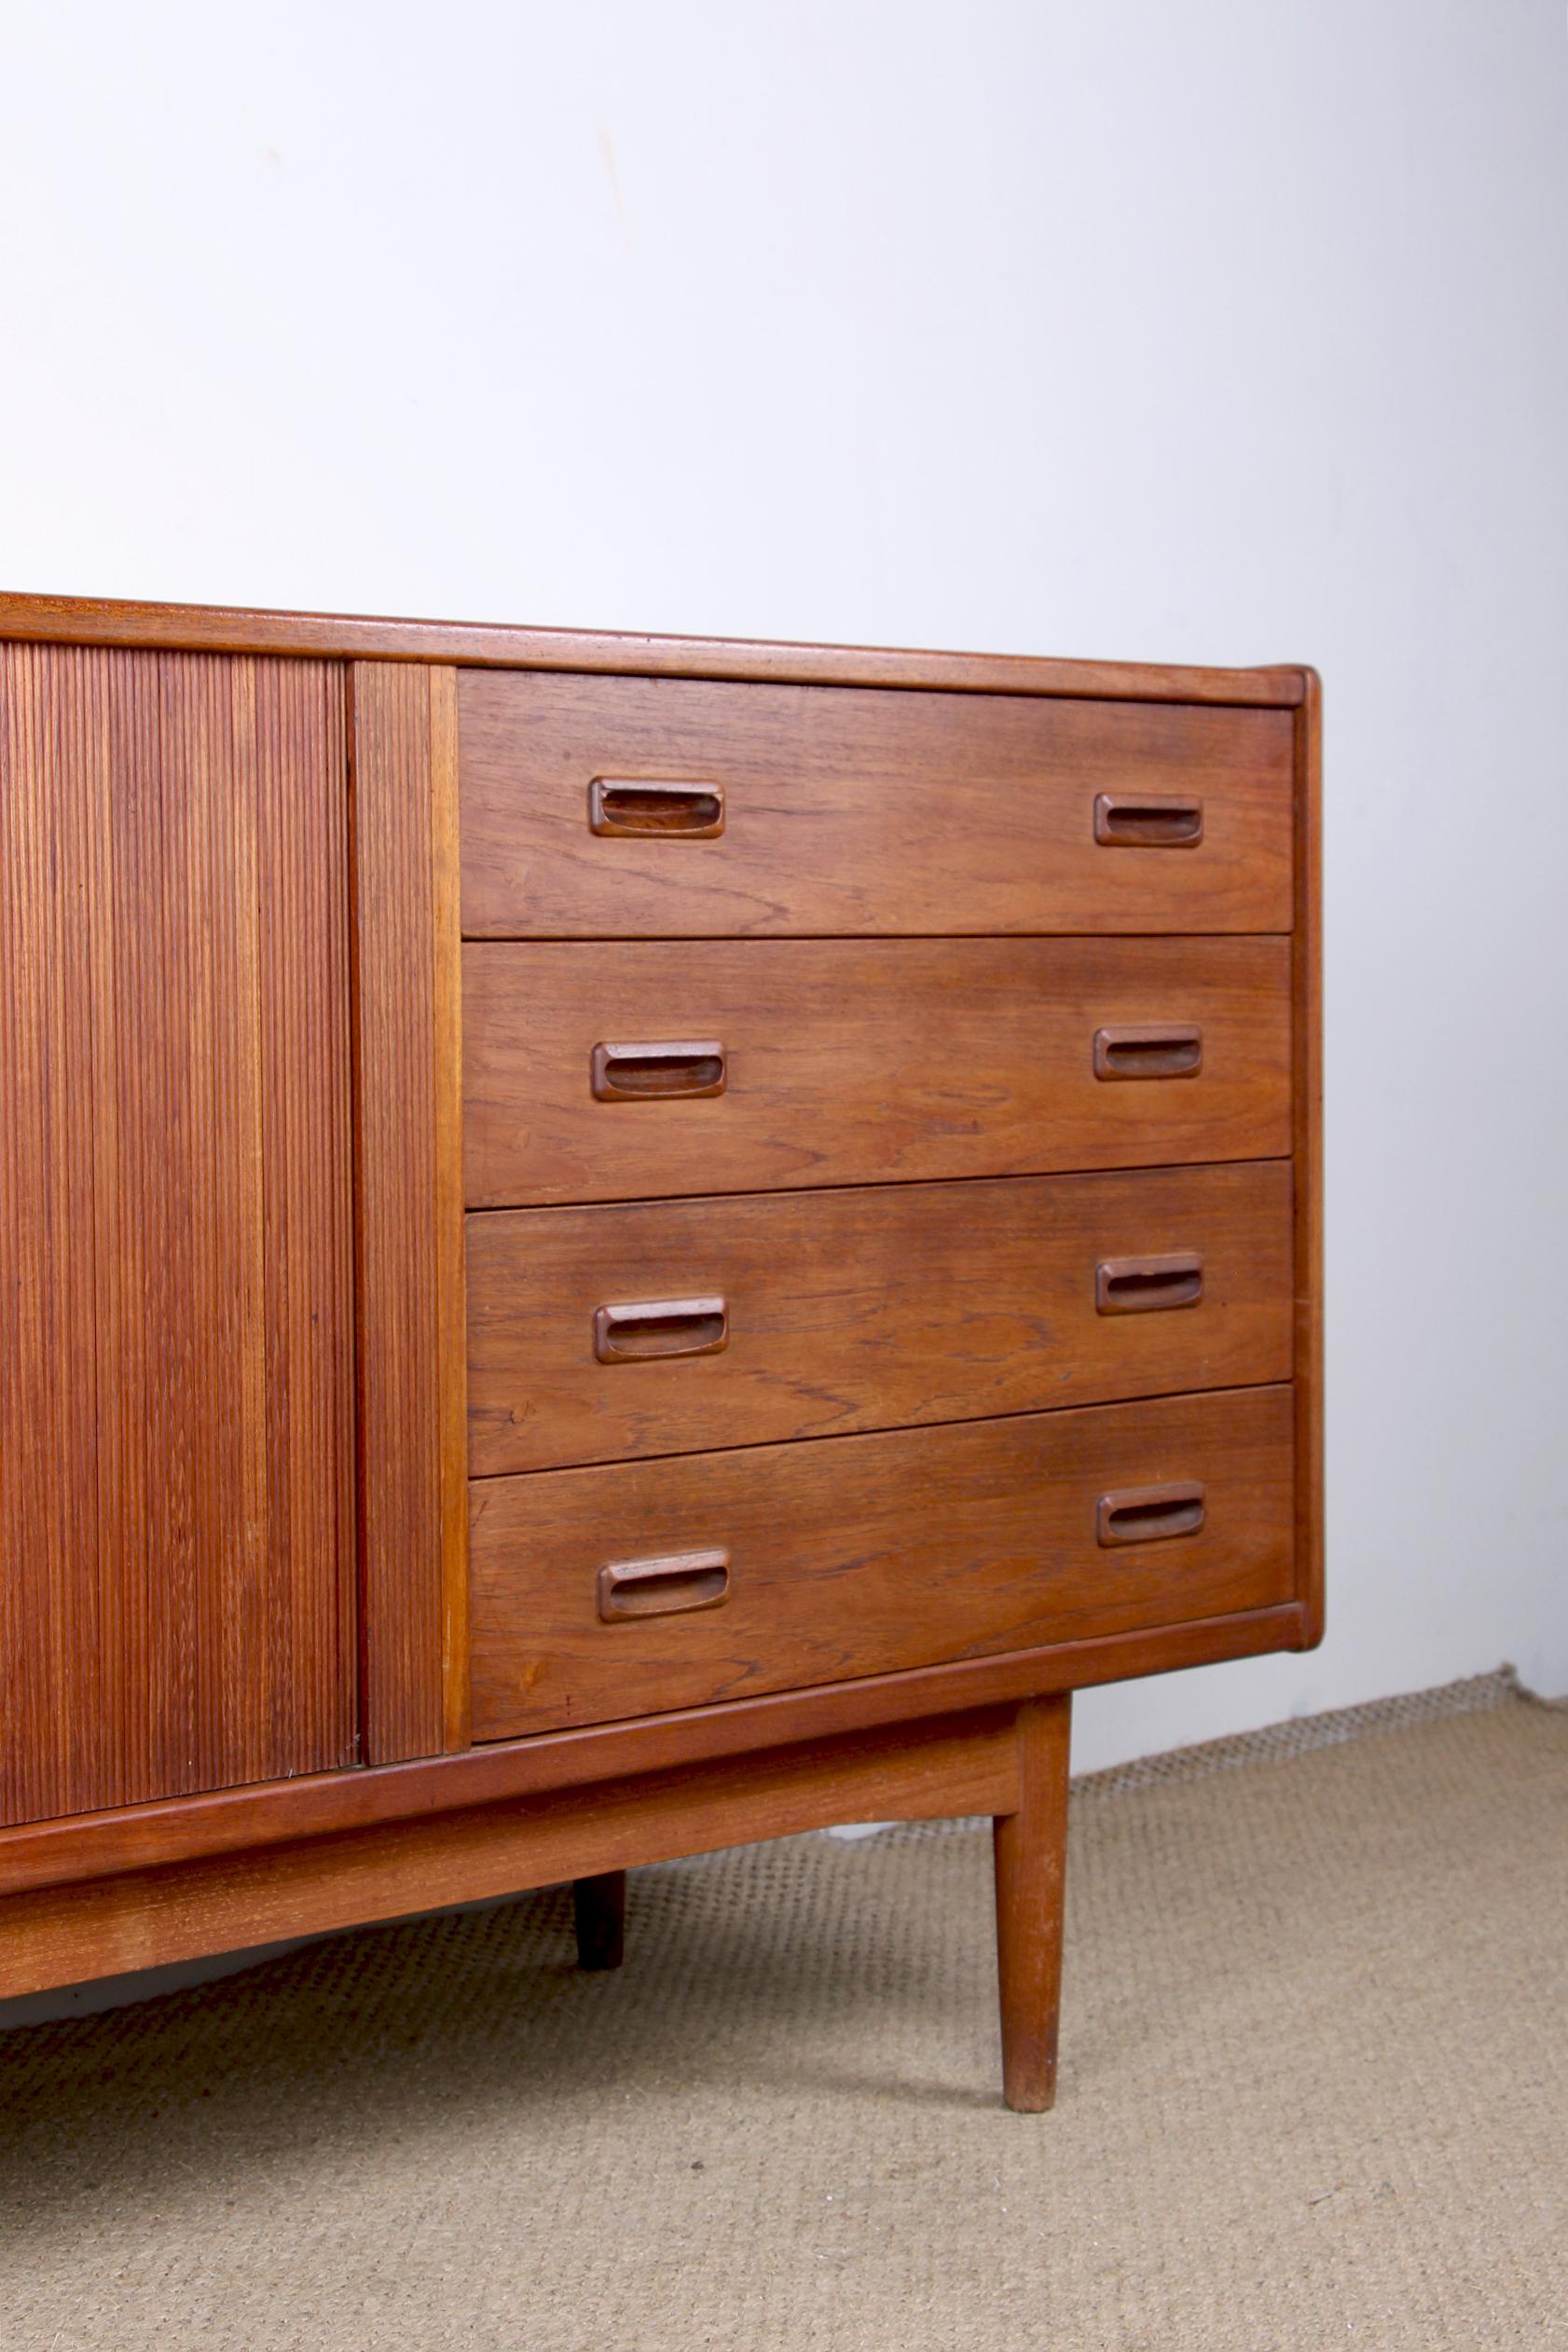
[572, 1869, 627, 1971]
[992, 1693, 1072, 2111]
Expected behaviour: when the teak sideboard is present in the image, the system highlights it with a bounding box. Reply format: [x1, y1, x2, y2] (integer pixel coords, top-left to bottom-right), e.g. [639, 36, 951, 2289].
[0, 593, 1321, 2111]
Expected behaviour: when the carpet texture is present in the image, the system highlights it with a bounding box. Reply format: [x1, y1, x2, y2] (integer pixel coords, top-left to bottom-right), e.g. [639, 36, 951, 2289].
[2, 1687, 1565, 2350]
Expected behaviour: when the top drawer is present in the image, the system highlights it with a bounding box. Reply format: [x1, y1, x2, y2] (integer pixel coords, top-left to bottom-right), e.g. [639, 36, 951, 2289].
[459, 673, 1295, 939]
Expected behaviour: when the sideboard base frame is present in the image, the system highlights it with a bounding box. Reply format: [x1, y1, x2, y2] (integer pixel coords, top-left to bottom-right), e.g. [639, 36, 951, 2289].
[0, 1699, 1074, 2110]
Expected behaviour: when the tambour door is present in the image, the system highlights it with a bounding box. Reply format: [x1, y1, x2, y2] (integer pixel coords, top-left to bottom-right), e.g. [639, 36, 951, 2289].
[0, 642, 358, 1825]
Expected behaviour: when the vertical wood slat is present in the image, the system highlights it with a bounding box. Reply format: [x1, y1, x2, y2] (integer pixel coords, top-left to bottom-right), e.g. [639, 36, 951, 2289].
[0, 643, 357, 1827]
[350, 663, 469, 1761]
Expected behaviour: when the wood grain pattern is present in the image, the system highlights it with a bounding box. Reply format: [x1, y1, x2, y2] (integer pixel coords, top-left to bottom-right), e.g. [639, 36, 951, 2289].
[0, 1602, 1303, 1899]
[0, 642, 356, 1827]
[463, 936, 1293, 1208]
[0, 1710, 1023, 2001]
[467, 1160, 1294, 1473]
[0, 591, 1308, 709]
[458, 672, 1295, 938]
[994, 1694, 1072, 2111]
[470, 1386, 1295, 1740]
[431, 668, 472, 1747]
[349, 662, 469, 1763]
[1292, 668, 1326, 1646]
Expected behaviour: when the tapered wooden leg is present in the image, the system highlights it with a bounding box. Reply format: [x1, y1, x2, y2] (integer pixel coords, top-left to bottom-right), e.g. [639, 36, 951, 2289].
[992, 1693, 1072, 2111]
[572, 1869, 626, 1970]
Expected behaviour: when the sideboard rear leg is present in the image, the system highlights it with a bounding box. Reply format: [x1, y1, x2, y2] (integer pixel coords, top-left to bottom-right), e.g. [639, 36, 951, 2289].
[992, 1693, 1072, 2111]
[572, 1869, 627, 1971]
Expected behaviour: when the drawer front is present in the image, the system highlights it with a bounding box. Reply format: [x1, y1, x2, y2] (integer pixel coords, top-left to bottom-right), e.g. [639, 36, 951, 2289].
[463, 936, 1292, 1207]
[459, 672, 1294, 939]
[470, 1386, 1295, 1738]
[468, 1161, 1294, 1474]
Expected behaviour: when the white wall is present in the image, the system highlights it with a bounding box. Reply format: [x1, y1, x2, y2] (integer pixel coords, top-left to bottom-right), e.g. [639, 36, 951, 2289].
[2, 0, 1565, 1781]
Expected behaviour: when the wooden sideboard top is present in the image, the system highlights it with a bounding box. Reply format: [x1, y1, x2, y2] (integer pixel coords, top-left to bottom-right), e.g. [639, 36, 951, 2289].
[0, 589, 1311, 708]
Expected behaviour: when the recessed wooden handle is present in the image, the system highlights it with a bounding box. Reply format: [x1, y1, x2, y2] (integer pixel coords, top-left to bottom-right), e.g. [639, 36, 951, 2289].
[589, 779, 725, 837]
[1093, 1025, 1203, 1080]
[597, 1549, 731, 1621]
[1094, 793, 1204, 847]
[594, 1296, 729, 1362]
[590, 1040, 727, 1100]
[1094, 1253, 1204, 1314]
[1096, 1482, 1206, 1546]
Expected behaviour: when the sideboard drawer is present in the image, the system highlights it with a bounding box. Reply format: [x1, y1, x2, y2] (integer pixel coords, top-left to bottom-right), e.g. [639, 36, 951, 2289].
[459, 672, 1294, 938]
[469, 1385, 1295, 1738]
[463, 936, 1291, 1207]
[467, 1160, 1294, 1473]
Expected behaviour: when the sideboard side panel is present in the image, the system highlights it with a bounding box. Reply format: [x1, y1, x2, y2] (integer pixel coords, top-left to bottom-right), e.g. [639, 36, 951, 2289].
[0, 642, 358, 1825]
[350, 662, 469, 1760]
[1291, 669, 1325, 1646]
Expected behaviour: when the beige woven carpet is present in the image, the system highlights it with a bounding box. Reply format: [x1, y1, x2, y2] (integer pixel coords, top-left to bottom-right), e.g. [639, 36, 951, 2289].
[2, 1688, 1565, 2350]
